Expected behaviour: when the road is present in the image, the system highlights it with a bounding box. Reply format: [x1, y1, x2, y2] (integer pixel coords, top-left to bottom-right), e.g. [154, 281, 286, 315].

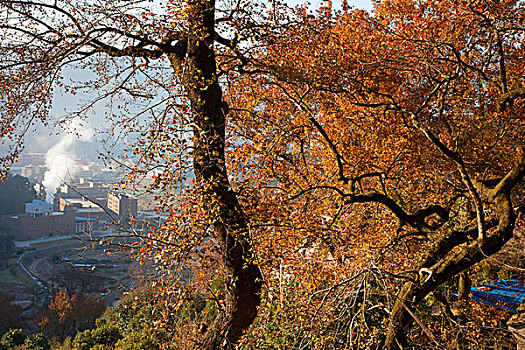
[17, 239, 86, 304]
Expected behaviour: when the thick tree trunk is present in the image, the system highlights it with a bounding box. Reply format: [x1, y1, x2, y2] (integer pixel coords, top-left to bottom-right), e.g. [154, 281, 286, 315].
[385, 229, 516, 349]
[386, 225, 516, 348]
[384, 151, 525, 349]
[166, 0, 262, 347]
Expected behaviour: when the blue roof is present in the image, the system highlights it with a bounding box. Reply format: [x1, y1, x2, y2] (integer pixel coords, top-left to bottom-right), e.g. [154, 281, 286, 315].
[466, 279, 525, 312]
[26, 200, 52, 207]
[75, 217, 94, 222]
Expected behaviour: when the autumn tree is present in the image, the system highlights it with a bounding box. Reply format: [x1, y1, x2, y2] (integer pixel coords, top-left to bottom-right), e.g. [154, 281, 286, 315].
[1, 0, 525, 349]
[0, 0, 270, 347]
[224, 0, 525, 348]
[37, 290, 105, 340]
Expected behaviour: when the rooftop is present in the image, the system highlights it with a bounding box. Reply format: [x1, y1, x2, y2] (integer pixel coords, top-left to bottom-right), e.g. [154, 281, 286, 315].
[26, 200, 52, 207]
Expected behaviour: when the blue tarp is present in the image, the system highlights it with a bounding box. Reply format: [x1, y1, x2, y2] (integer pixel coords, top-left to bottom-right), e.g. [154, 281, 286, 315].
[468, 279, 525, 312]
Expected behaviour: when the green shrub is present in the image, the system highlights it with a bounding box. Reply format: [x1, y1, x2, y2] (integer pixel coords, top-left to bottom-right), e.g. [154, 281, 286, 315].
[53, 336, 72, 350]
[1, 329, 26, 347]
[73, 324, 123, 350]
[114, 330, 159, 350]
[90, 344, 108, 350]
[91, 324, 122, 346]
[24, 333, 50, 350]
[72, 329, 95, 350]
[72, 310, 122, 350]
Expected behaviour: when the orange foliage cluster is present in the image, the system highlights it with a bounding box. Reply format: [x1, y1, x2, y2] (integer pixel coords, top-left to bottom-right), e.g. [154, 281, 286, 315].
[38, 290, 105, 340]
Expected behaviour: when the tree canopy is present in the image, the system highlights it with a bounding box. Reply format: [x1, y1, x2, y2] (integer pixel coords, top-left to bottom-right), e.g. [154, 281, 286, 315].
[37, 290, 106, 340]
[0, 175, 37, 215]
[0, 0, 524, 348]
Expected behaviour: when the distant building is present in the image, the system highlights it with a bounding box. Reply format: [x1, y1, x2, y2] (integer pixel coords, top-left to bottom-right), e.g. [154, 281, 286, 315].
[0, 199, 106, 241]
[8, 167, 22, 176]
[92, 169, 120, 182]
[0, 208, 76, 241]
[74, 207, 118, 230]
[12, 154, 46, 167]
[75, 217, 96, 234]
[59, 197, 107, 211]
[21, 165, 46, 180]
[58, 179, 111, 198]
[25, 200, 53, 216]
[107, 191, 138, 227]
[137, 210, 170, 229]
[53, 180, 110, 211]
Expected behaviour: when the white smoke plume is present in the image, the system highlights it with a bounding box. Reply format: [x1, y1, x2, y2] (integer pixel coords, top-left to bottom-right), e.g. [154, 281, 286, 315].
[42, 122, 93, 202]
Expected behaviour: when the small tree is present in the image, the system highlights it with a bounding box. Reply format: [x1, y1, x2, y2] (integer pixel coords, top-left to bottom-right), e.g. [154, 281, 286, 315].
[73, 324, 122, 350]
[73, 291, 169, 350]
[38, 290, 105, 340]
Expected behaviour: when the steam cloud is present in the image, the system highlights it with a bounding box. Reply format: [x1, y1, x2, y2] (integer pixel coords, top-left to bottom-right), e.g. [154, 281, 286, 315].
[42, 123, 93, 202]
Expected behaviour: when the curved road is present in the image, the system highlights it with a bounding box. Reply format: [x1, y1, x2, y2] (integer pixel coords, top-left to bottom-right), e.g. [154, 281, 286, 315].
[17, 240, 87, 299]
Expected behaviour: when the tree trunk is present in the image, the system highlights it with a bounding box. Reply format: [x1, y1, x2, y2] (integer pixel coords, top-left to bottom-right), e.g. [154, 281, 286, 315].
[456, 271, 471, 349]
[457, 272, 471, 302]
[384, 184, 522, 349]
[166, 0, 262, 347]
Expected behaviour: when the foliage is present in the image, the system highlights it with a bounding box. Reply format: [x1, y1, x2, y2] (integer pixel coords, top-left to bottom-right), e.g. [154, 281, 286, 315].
[72, 309, 123, 350]
[113, 286, 161, 336]
[72, 288, 173, 350]
[224, 1, 525, 348]
[237, 266, 389, 350]
[37, 291, 105, 340]
[51, 337, 72, 350]
[23, 334, 51, 350]
[0, 329, 27, 348]
[0, 175, 37, 215]
[72, 325, 122, 350]
[113, 330, 160, 350]
[0, 0, 525, 349]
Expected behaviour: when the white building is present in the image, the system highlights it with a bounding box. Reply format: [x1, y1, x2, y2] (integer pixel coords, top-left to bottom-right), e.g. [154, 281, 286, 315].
[25, 200, 53, 216]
